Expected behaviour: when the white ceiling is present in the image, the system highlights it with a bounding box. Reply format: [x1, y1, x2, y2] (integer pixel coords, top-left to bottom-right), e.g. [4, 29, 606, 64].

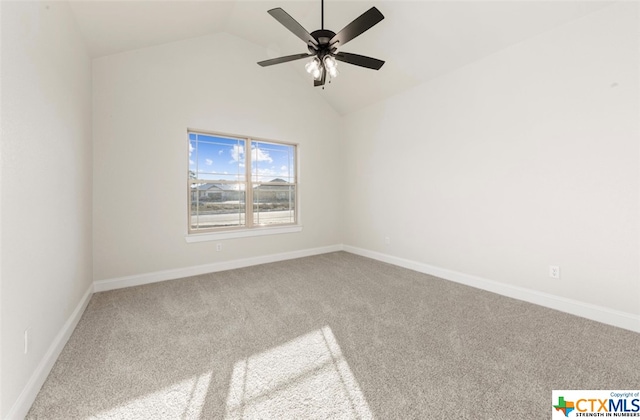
[69, 0, 613, 115]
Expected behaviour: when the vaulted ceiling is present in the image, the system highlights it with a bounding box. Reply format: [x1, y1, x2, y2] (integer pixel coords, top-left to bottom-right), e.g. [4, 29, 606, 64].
[69, 1, 612, 115]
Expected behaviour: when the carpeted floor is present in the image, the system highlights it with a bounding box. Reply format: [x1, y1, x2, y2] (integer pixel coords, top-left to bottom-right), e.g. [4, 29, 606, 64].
[27, 251, 640, 419]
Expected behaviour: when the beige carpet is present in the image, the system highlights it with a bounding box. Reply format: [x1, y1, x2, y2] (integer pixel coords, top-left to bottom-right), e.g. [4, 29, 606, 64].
[27, 252, 640, 419]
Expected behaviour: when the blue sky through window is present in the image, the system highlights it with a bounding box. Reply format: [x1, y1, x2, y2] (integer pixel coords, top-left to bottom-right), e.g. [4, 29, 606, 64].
[189, 133, 295, 183]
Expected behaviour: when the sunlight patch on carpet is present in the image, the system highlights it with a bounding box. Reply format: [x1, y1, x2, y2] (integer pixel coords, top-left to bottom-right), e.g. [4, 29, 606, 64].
[224, 326, 373, 419]
[94, 371, 212, 419]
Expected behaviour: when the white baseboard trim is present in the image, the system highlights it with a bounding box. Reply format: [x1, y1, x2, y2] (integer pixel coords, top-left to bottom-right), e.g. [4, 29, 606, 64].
[6, 283, 94, 420]
[343, 245, 640, 334]
[94, 244, 343, 292]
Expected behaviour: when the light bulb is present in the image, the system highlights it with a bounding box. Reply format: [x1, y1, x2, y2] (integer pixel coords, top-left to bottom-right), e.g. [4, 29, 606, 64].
[323, 55, 338, 79]
[304, 61, 315, 74]
[323, 55, 337, 70]
[312, 68, 322, 80]
[305, 57, 321, 75]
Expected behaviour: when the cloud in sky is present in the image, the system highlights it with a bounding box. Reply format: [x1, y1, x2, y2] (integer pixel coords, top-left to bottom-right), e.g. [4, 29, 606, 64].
[230, 145, 244, 164]
[205, 159, 213, 166]
[230, 145, 273, 165]
[252, 148, 273, 163]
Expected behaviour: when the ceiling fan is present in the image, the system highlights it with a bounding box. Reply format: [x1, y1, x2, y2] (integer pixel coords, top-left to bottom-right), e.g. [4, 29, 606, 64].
[257, 0, 385, 87]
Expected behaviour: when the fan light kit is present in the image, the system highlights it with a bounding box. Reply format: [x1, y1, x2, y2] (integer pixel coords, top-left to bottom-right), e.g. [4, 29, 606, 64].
[258, 0, 385, 88]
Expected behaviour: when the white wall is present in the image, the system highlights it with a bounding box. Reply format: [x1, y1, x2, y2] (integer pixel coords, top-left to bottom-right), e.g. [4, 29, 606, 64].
[343, 3, 640, 317]
[92, 33, 343, 281]
[0, 1, 92, 417]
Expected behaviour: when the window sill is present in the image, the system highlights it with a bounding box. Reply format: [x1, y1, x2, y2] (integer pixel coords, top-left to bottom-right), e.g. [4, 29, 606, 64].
[185, 225, 303, 243]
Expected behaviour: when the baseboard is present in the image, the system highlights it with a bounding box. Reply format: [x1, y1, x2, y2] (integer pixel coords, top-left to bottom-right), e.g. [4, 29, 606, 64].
[94, 244, 343, 292]
[5, 283, 94, 420]
[343, 245, 640, 334]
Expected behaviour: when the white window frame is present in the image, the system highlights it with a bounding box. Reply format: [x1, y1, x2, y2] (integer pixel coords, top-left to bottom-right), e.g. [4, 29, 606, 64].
[186, 129, 301, 242]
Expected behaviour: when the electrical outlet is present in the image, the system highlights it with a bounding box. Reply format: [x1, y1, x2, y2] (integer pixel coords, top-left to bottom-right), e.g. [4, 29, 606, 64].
[549, 265, 560, 279]
[24, 329, 29, 354]
[216, 243, 222, 252]
[384, 236, 390, 245]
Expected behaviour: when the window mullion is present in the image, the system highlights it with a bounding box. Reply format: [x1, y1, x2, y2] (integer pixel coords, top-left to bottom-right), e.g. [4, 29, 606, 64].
[245, 138, 253, 227]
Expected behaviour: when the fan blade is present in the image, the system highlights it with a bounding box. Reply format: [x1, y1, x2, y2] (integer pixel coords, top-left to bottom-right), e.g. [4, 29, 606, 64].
[330, 7, 384, 47]
[268, 8, 318, 47]
[258, 53, 313, 67]
[335, 52, 385, 70]
[314, 67, 326, 87]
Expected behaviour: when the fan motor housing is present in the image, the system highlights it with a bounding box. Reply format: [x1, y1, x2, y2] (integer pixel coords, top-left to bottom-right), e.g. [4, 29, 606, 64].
[310, 29, 336, 47]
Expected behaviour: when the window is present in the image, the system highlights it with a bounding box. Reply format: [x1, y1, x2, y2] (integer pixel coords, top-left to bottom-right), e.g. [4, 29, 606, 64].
[188, 130, 297, 234]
